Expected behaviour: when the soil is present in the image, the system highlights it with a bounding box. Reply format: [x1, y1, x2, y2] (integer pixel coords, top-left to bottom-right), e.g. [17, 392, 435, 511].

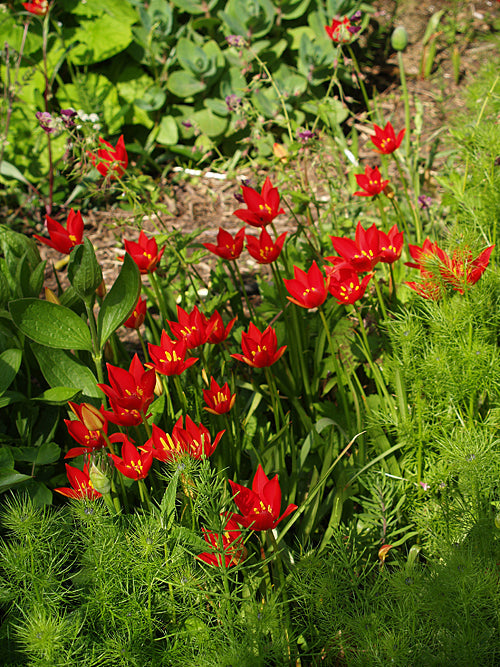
[34, 0, 499, 339]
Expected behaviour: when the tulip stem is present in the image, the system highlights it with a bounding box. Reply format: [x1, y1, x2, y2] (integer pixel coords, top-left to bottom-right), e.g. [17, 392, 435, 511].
[149, 270, 170, 327]
[173, 375, 188, 414]
[347, 45, 373, 118]
[266, 529, 291, 659]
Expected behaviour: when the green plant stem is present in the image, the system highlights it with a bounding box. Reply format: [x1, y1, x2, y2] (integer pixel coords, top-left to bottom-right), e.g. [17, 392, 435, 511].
[173, 375, 188, 414]
[84, 300, 104, 385]
[231, 260, 258, 322]
[41, 11, 53, 214]
[138, 478, 152, 511]
[149, 270, 169, 327]
[376, 195, 389, 230]
[347, 45, 372, 117]
[318, 306, 352, 431]
[266, 530, 291, 657]
[249, 47, 293, 141]
[373, 275, 389, 322]
[397, 50, 411, 159]
[137, 329, 149, 362]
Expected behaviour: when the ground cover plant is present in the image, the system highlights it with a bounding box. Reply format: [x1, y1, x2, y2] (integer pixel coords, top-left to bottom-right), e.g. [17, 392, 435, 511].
[1, 1, 500, 665]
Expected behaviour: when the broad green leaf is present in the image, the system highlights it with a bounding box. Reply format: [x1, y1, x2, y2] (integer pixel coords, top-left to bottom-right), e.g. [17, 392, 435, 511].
[0, 468, 31, 493]
[0, 391, 26, 408]
[177, 38, 209, 75]
[0, 348, 22, 396]
[30, 342, 102, 400]
[33, 387, 80, 405]
[167, 71, 207, 98]
[0, 161, 31, 185]
[68, 238, 103, 300]
[9, 299, 93, 352]
[97, 253, 141, 349]
[24, 480, 52, 506]
[13, 442, 60, 465]
[0, 447, 14, 468]
[191, 109, 227, 138]
[157, 116, 179, 146]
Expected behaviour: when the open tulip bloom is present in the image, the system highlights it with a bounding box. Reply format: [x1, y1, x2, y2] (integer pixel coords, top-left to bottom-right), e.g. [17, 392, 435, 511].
[326, 267, 373, 305]
[231, 322, 286, 368]
[168, 305, 214, 349]
[23, 0, 49, 16]
[148, 332, 198, 376]
[203, 377, 236, 415]
[233, 177, 285, 228]
[198, 515, 246, 567]
[89, 134, 128, 178]
[207, 311, 237, 344]
[109, 436, 153, 481]
[371, 122, 405, 155]
[283, 261, 329, 309]
[329, 221, 381, 273]
[203, 227, 246, 260]
[55, 463, 102, 500]
[354, 165, 390, 197]
[229, 464, 297, 531]
[246, 228, 287, 264]
[123, 231, 165, 274]
[98, 354, 156, 427]
[34, 209, 84, 255]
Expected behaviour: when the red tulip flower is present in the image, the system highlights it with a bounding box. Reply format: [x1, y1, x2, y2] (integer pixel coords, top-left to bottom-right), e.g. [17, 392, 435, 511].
[198, 515, 246, 567]
[203, 227, 245, 260]
[329, 221, 381, 273]
[233, 177, 285, 228]
[207, 311, 237, 344]
[172, 415, 224, 459]
[123, 231, 165, 274]
[246, 228, 287, 264]
[168, 305, 213, 349]
[109, 436, 153, 480]
[55, 463, 102, 500]
[148, 331, 198, 376]
[229, 464, 297, 531]
[123, 296, 147, 329]
[89, 135, 128, 178]
[371, 122, 405, 155]
[34, 209, 84, 255]
[354, 165, 390, 197]
[283, 261, 329, 309]
[142, 424, 184, 462]
[326, 267, 373, 305]
[203, 377, 236, 415]
[231, 322, 286, 368]
[64, 402, 108, 459]
[98, 354, 156, 427]
[23, 0, 48, 16]
[405, 279, 443, 301]
[378, 225, 404, 264]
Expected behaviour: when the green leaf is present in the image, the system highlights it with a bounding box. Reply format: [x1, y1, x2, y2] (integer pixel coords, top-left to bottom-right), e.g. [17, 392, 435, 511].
[0, 447, 14, 468]
[177, 38, 210, 75]
[68, 238, 103, 300]
[167, 71, 207, 98]
[9, 299, 93, 352]
[0, 348, 22, 396]
[156, 116, 179, 146]
[97, 253, 141, 349]
[0, 468, 31, 493]
[13, 442, 61, 465]
[191, 109, 228, 138]
[33, 387, 80, 405]
[30, 342, 101, 400]
[0, 391, 26, 408]
[0, 161, 31, 185]
[159, 471, 179, 530]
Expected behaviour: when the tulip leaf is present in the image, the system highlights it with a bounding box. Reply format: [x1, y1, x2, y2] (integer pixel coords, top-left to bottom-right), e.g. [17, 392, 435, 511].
[0, 348, 22, 396]
[33, 387, 81, 405]
[68, 238, 103, 300]
[9, 299, 93, 352]
[30, 342, 102, 400]
[97, 253, 141, 349]
[0, 468, 31, 494]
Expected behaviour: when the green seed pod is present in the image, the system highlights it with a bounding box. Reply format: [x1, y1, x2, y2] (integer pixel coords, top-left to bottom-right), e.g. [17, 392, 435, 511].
[89, 463, 111, 495]
[391, 26, 409, 52]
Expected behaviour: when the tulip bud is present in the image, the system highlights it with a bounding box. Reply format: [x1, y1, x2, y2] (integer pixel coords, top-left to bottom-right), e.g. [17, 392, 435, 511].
[96, 279, 107, 298]
[272, 143, 288, 163]
[378, 544, 393, 564]
[89, 463, 111, 495]
[154, 373, 164, 397]
[391, 26, 408, 51]
[80, 403, 106, 431]
[45, 287, 61, 305]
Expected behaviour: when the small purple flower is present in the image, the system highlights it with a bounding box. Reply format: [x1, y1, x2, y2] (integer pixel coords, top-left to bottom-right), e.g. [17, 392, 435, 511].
[234, 193, 245, 203]
[419, 481, 430, 491]
[351, 10, 362, 23]
[182, 120, 193, 129]
[348, 25, 362, 36]
[36, 111, 56, 134]
[226, 35, 246, 48]
[418, 195, 433, 210]
[60, 108, 76, 128]
[297, 129, 315, 143]
[225, 94, 242, 112]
